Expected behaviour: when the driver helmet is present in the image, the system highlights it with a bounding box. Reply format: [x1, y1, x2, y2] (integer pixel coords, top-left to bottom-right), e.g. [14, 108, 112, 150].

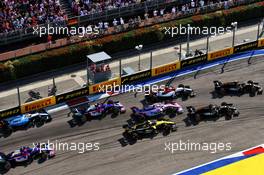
[20, 146, 28, 153]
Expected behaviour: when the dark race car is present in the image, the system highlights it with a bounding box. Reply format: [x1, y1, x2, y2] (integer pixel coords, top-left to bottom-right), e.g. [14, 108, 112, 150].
[145, 85, 196, 103]
[213, 80, 263, 97]
[185, 102, 239, 126]
[0, 111, 52, 138]
[68, 100, 126, 127]
[122, 119, 177, 143]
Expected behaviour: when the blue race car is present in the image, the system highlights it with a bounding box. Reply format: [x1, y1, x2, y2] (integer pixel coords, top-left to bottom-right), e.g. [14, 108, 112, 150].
[0, 111, 52, 138]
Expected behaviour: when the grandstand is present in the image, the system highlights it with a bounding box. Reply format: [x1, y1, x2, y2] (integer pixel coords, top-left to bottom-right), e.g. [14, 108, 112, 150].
[0, 0, 260, 53]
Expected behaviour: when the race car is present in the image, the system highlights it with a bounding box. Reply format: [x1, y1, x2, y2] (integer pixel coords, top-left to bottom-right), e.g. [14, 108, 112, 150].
[213, 80, 263, 97]
[0, 111, 52, 138]
[0, 152, 11, 174]
[68, 100, 126, 127]
[185, 102, 239, 125]
[145, 85, 196, 103]
[86, 100, 126, 118]
[30, 143, 55, 163]
[131, 101, 183, 122]
[122, 119, 177, 142]
[4, 144, 55, 168]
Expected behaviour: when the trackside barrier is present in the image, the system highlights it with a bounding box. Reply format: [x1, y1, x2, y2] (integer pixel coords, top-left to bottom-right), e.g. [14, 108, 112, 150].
[89, 77, 121, 95]
[20, 96, 56, 113]
[180, 54, 207, 68]
[55, 87, 89, 104]
[1, 37, 264, 118]
[208, 47, 234, 61]
[0, 106, 21, 119]
[121, 70, 151, 85]
[234, 41, 258, 53]
[151, 61, 180, 77]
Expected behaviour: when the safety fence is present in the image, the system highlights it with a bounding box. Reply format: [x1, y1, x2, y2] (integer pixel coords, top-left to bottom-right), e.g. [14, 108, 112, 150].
[0, 36, 263, 119]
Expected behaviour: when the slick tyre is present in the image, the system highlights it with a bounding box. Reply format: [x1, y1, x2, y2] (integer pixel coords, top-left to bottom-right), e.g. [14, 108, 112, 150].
[165, 108, 177, 117]
[111, 108, 120, 118]
[2, 128, 12, 138]
[34, 119, 45, 128]
[178, 84, 184, 88]
[249, 87, 256, 97]
[225, 114, 232, 120]
[25, 157, 33, 166]
[163, 126, 171, 136]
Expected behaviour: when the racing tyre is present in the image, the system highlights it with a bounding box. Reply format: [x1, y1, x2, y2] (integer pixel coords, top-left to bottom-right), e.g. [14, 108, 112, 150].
[1, 128, 12, 138]
[257, 90, 263, 95]
[124, 132, 137, 143]
[111, 108, 120, 118]
[233, 111, 240, 117]
[178, 84, 184, 88]
[34, 118, 45, 128]
[25, 157, 33, 166]
[225, 114, 232, 120]
[45, 115, 52, 123]
[163, 126, 171, 136]
[165, 108, 177, 117]
[221, 102, 227, 106]
[38, 153, 48, 163]
[67, 120, 76, 128]
[249, 87, 257, 97]
[0, 160, 11, 174]
[247, 80, 254, 84]
[195, 114, 201, 123]
[132, 114, 145, 123]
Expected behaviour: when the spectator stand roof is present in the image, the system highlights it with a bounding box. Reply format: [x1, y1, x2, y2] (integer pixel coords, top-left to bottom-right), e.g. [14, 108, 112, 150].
[86, 52, 112, 64]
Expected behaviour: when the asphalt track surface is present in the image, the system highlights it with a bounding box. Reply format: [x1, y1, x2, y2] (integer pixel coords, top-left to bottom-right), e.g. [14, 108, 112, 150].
[1, 56, 264, 175]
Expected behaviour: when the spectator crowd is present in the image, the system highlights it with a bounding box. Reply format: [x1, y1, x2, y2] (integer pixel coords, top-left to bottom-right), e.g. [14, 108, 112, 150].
[89, 0, 235, 35]
[71, 0, 234, 16]
[71, 0, 140, 16]
[0, 0, 66, 33]
[0, 0, 240, 34]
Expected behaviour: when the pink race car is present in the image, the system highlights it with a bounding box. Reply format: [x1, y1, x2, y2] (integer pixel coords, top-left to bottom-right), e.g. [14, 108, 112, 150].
[131, 101, 183, 122]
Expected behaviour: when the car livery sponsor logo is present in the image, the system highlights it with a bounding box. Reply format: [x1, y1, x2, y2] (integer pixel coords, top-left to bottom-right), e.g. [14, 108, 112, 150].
[152, 61, 180, 76]
[89, 77, 121, 94]
[21, 96, 56, 113]
[121, 70, 151, 85]
[181, 54, 208, 68]
[0, 107, 21, 118]
[258, 38, 264, 48]
[56, 88, 89, 103]
[208, 47, 234, 61]
[234, 41, 258, 53]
